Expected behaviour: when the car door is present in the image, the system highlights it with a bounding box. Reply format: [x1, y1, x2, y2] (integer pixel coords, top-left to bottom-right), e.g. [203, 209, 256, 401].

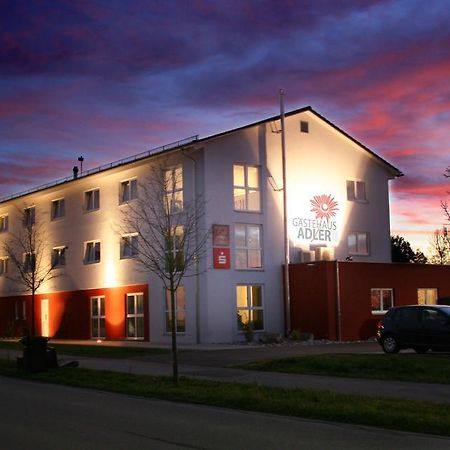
[395, 307, 421, 346]
[420, 308, 450, 349]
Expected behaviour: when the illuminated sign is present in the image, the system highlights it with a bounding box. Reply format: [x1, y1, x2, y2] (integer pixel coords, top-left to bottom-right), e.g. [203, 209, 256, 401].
[292, 194, 339, 244]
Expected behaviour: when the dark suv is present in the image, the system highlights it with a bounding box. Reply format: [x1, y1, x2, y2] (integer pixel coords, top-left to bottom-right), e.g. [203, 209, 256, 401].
[377, 305, 450, 354]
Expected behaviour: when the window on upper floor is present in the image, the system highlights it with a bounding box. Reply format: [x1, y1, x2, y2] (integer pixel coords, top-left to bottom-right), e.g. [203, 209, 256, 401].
[52, 246, 67, 267]
[165, 226, 184, 272]
[23, 252, 36, 273]
[235, 223, 262, 269]
[346, 180, 366, 202]
[348, 232, 369, 256]
[85, 241, 101, 264]
[371, 288, 393, 314]
[164, 166, 183, 213]
[85, 189, 100, 212]
[23, 206, 35, 227]
[0, 214, 8, 232]
[120, 178, 138, 204]
[51, 199, 65, 220]
[233, 164, 261, 212]
[0, 257, 8, 276]
[120, 233, 139, 259]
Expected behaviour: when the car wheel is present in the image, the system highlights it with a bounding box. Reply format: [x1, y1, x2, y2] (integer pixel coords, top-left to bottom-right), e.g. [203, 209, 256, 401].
[382, 335, 399, 354]
[413, 346, 429, 354]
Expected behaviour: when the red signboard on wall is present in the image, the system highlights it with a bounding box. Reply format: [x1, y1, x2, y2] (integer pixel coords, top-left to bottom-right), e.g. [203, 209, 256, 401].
[213, 247, 230, 269]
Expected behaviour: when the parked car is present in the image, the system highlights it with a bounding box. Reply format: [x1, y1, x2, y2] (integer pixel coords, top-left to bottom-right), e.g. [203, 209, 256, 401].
[377, 305, 450, 354]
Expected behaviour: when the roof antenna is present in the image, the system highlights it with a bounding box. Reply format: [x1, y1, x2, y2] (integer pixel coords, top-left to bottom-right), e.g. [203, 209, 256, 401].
[78, 156, 84, 174]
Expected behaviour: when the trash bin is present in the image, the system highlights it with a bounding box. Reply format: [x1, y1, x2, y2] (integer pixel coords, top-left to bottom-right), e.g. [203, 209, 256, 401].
[18, 336, 58, 372]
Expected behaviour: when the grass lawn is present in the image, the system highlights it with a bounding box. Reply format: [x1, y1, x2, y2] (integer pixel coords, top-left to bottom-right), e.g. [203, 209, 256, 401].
[0, 359, 449, 437]
[239, 353, 450, 384]
[0, 340, 169, 359]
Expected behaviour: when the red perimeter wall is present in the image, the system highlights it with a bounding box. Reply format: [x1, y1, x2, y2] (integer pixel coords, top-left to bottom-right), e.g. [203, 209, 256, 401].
[0, 284, 149, 340]
[290, 262, 450, 341]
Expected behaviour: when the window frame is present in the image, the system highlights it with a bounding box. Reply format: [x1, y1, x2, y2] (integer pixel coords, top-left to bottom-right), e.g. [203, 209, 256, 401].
[85, 188, 100, 212]
[235, 223, 263, 270]
[126, 292, 145, 339]
[165, 226, 184, 273]
[84, 240, 101, 264]
[417, 288, 438, 305]
[119, 178, 138, 204]
[371, 288, 394, 315]
[347, 231, 369, 256]
[15, 300, 27, 321]
[0, 214, 8, 232]
[233, 163, 261, 212]
[90, 296, 106, 339]
[236, 284, 264, 331]
[120, 233, 139, 259]
[165, 286, 186, 334]
[52, 246, 66, 267]
[346, 179, 367, 202]
[23, 206, 35, 227]
[23, 252, 36, 273]
[164, 165, 183, 213]
[51, 198, 65, 220]
[0, 257, 8, 276]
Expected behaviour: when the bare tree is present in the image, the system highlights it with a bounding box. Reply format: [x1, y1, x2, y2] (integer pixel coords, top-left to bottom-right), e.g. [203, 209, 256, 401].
[2, 207, 64, 336]
[429, 227, 450, 265]
[118, 159, 208, 385]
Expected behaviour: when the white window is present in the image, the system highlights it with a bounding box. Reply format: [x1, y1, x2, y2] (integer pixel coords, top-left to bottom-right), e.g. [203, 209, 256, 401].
[418, 288, 438, 305]
[85, 241, 101, 264]
[371, 288, 393, 314]
[85, 189, 100, 211]
[52, 246, 66, 267]
[348, 232, 369, 255]
[91, 296, 105, 339]
[0, 214, 8, 232]
[23, 252, 36, 273]
[347, 180, 366, 202]
[23, 206, 35, 227]
[236, 285, 264, 331]
[164, 166, 183, 213]
[235, 224, 262, 269]
[126, 293, 144, 339]
[120, 233, 138, 259]
[165, 226, 184, 272]
[165, 287, 186, 333]
[120, 178, 138, 203]
[51, 199, 65, 220]
[0, 257, 8, 275]
[233, 164, 261, 211]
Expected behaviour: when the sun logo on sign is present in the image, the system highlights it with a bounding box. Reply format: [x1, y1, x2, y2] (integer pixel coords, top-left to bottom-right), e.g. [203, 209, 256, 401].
[310, 194, 339, 220]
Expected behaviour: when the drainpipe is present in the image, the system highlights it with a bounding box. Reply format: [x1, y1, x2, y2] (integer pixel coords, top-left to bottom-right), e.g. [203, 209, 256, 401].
[182, 149, 201, 344]
[335, 260, 342, 341]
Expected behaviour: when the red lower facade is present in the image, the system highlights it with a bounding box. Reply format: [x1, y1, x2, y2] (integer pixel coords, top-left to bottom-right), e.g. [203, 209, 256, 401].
[0, 284, 149, 340]
[290, 262, 450, 341]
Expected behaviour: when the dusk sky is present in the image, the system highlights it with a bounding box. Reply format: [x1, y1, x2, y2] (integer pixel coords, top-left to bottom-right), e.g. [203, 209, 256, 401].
[1, 0, 449, 254]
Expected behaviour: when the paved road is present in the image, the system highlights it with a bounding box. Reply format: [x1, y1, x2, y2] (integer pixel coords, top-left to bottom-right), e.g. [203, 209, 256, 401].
[1, 377, 449, 450]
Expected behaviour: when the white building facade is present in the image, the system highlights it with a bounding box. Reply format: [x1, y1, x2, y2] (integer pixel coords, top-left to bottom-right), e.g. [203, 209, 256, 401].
[0, 107, 401, 343]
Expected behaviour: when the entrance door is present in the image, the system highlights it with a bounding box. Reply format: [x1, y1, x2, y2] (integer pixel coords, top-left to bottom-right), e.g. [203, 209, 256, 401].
[41, 299, 49, 337]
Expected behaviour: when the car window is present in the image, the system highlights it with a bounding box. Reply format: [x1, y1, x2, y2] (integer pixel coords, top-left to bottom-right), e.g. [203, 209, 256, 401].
[395, 308, 419, 326]
[422, 309, 448, 328]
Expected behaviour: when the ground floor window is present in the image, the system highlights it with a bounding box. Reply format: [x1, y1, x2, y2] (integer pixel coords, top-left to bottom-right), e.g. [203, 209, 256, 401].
[371, 288, 393, 314]
[418, 288, 437, 305]
[165, 287, 186, 333]
[14, 300, 26, 320]
[236, 285, 264, 331]
[126, 293, 144, 339]
[91, 296, 105, 339]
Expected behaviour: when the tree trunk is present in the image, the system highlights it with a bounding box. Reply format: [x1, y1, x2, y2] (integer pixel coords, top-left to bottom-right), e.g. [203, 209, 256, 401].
[170, 283, 178, 386]
[31, 289, 35, 337]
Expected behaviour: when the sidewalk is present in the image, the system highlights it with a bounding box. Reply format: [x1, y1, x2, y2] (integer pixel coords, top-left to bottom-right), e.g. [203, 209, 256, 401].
[1, 341, 449, 404]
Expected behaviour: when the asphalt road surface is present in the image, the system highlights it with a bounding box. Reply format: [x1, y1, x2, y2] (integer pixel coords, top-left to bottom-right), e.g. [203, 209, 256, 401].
[1, 376, 449, 450]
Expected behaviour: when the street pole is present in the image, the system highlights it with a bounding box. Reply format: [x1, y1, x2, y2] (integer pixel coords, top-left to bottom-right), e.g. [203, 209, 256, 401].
[280, 89, 291, 334]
